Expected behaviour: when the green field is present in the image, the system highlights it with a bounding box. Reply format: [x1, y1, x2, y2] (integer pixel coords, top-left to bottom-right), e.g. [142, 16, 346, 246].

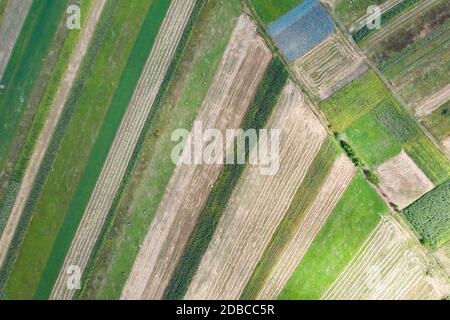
[335, 0, 387, 28]
[79, 0, 242, 300]
[422, 100, 450, 141]
[164, 57, 288, 300]
[404, 179, 450, 248]
[0, 0, 92, 242]
[0, 0, 7, 24]
[4, 0, 160, 299]
[241, 139, 340, 299]
[366, 0, 450, 107]
[0, 0, 69, 182]
[250, 0, 303, 24]
[279, 172, 387, 299]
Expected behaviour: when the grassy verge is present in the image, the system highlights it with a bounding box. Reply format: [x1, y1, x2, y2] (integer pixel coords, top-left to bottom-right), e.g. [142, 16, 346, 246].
[241, 138, 340, 299]
[33, 0, 173, 300]
[278, 172, 388, 299]
[163, 57, 289, 300]
[404, 179, 450, 248]
[3, 0, 156, 299]
[250, 0, 303, 25]
[79, 0, 241, 300]
[0, 0, 69, 171]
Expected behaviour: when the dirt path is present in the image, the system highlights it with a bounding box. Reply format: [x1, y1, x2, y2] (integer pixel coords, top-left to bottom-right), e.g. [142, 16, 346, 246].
[185, 81, 327, 300]
[323, 216, 449, 300]
[120, 14, 272, 300]
[51, 0, 199, 300]
[0, 0, 107, 269]
[256, 155, 355, 299]
[415, 84, 450, 117]
[0, 0, 32, 81]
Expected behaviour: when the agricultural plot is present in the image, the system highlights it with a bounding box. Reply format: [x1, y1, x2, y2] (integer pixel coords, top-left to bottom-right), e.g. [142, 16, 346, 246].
[321, 70, 450, 185]
[3, 0, 164, 299]
[0, 0, 104, 274]
[323, 216, 448, 300]
[79, 0, 243, 300]
[50, 0, 198, 301]
[363, 0, 450, 110]
[185, 81, 327, 300]
[0, 0, 32, 80]
[245, 154, 356, 299]
[376, 151, 434, 209]
[333, 0, 391, 31]
[421, 99, 450, 146]
[279, 172, 388, 299]
[292, 32, 366, 100]
[404, 179, 450, 248]
[268, 0, 335, 61]
[250, 0, 304, 25]
[121, 15, 272, 300]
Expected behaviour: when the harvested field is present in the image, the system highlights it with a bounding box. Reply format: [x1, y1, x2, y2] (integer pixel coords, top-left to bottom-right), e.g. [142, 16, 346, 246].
[185, 81, 327, 300]
[0, 0, 107, 271]
[254, 155, 355, 299]
[376, 150, 434, 209]
[292, 32, 365, 100]
[268, 0, 335, 61]
[0, 0, 32, 80]
[433, 242, 450, 277]
[416, 84, 450, 117]
[121, 14, 272, 300]
[50, 0, 198, 300]
[323, 217, 449, 300]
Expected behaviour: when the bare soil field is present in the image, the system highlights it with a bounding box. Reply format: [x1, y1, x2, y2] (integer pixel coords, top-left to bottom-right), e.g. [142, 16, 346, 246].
[416, 84, 450, 117]
[376, 150, 434, 209]
[323, 216, 449, 300]
[184, 81, 327, 300]
[0, 0, 107, 269]
[0, 0, 32, 80]
[50, 0, 198, 300]
[292, 32, 365, 100]
[121, 14, 272, 300]
[256, 155, 355, 299]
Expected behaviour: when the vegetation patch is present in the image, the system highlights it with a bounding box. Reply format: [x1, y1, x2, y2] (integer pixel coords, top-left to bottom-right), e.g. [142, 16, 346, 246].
[250, 0, 303, 24]
[279, 172, 387, 299]
[422, 100, 450, 141]
[404, 179, 450, 248]
[240, 139, 340, 299]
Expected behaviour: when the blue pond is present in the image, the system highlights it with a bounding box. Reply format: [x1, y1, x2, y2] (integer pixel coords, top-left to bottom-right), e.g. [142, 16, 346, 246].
[268, 0, 336, 61]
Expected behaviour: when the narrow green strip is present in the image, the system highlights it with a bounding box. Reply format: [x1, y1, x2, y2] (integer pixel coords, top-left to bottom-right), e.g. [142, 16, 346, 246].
[240, 138, 340, 299]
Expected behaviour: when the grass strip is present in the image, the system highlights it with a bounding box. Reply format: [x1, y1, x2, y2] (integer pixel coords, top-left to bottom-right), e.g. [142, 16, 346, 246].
[240, 138, 340, 299]
[163, 57, 289, 300]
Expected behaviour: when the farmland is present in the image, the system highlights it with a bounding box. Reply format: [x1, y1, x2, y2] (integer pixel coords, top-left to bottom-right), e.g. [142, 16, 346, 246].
[250, 0, 303, 24]
[324, 216, 448, 300]
[404, 179, 450, 248]
[292, 32, 366, 100]
[279, 173, 388, 299]
[185, 81, 327, 299]
[268, 0, 335, 61]
[79, 0, 243, 300]
[363, 0, 450, 110]
[3, 0, 166, 299]
[122, 14, 272, 300]
[421, 99, 450, 143]
[334, 0, 390, 30]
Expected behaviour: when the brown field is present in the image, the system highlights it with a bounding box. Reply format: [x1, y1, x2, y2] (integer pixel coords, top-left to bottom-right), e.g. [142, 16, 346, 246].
[292, 32, 365, 100]
[184, 81, 327, 300]
[0, 0, 108, 268]
[376, 150, 434, 209]
[416, 84, 450, 117]
[120, 14, 272, 300]
[49, 0, 198, 300]
[256, 155, 356, 299]
[323, 216, 449, 300]
[0, 0, 32, 80]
